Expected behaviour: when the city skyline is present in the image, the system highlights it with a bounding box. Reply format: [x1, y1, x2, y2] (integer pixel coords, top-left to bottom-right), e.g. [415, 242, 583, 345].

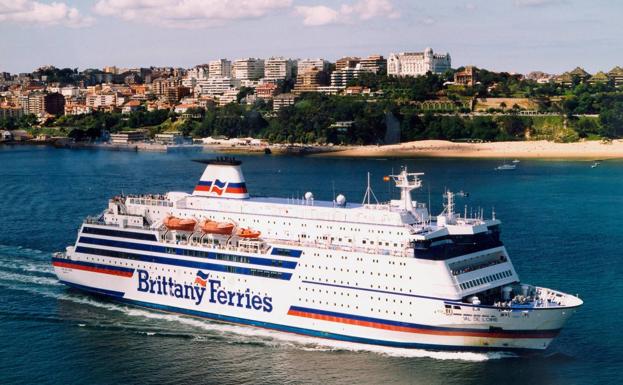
[1, 0, 622, 74]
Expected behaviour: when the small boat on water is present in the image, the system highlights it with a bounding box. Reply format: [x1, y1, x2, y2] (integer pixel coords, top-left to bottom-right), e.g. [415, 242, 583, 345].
[201, 220, 235, 235]
[163, 216, 196, 231]
[591, 161, 601, 168]
[512, 159, 520, 163]
[495, 163, 517, 171]
[236, 227, 261, 239]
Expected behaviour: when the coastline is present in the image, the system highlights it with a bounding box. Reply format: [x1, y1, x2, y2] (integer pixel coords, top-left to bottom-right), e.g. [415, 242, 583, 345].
[313, 140, 623, 160]
[4, 139, 623, 160]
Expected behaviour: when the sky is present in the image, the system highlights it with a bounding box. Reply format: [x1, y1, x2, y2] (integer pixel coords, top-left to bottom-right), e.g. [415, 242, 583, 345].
[0, 0, 621, 74]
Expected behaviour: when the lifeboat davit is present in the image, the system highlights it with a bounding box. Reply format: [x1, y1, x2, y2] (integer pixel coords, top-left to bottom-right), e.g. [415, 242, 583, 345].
[201, 220, 235, 235]
[236, 227, 261, 239]
[163, 216, 196, 232]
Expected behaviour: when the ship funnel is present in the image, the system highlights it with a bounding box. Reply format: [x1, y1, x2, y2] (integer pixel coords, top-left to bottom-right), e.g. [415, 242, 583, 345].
[192, 157, 249, 199]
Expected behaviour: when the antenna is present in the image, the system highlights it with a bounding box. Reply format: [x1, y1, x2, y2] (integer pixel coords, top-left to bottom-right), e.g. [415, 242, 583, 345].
[427, 185, 431, 219]
[332, 180, 336, 207]
[362, 172, 379, 205]
[492, 206, 496, 220]
[388, 167, 392, 200]
[444, 190, 455, 217]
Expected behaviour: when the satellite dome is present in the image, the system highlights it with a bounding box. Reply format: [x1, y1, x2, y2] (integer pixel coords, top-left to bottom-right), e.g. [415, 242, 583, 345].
[304, 192, 314, 200]
[336, 194, 346, 206]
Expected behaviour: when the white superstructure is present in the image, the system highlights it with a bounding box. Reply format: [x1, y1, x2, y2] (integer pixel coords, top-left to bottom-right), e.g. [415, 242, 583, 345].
[53, 158, 582, 351]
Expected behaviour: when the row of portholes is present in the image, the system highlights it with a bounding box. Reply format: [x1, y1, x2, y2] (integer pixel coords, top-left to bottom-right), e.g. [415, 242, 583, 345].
[303, 277, 415, 294]
[299, 286, 359, 298]
[296, 296, 414, 318]
[303, 264, 410, 280]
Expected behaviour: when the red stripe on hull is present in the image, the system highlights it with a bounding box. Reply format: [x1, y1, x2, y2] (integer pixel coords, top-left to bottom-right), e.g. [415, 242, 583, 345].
[53, 261, 134, 278]
[287, 309, 558, 339]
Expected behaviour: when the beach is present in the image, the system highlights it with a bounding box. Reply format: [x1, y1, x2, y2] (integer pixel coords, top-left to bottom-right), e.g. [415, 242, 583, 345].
[317, 139, 623, 159]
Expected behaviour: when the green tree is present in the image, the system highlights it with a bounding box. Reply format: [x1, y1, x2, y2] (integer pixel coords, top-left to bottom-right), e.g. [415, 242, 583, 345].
[599, 102, 623, 138]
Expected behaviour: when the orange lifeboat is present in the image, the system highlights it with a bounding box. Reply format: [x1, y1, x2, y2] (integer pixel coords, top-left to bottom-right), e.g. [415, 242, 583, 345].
[201, 220, 235, 235]
[163, 216, 196, 232]
[236, 227, 261, 239]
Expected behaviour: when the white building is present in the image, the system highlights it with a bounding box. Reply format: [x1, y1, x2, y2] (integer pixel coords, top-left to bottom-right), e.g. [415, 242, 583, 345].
[387, 48, 451, 77]
[264, 57, 293, 81]
[196, 77, 234, 96]
[59, 87, 81, 98]
[155, 131, 185, 145]
[233, 58, 265, 80]
[209, 59, 232, 78]
[110, 130, 145, 144]
[183, 66, 210, 89]
[86, 93, 117, 109]
[297, 58, 329, 75]
[187, 66, 209, 80]
[330, 64, 365, 88]
[273, 93, 296, 111]
[218, 89, 239, 106]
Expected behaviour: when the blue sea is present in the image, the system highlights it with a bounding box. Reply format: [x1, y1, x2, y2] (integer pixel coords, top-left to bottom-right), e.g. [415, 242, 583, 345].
[0, 145, 621, 385]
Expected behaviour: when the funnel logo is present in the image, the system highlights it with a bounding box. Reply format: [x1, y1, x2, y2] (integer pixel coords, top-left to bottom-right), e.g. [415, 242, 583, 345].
[210, 179, 226, 195]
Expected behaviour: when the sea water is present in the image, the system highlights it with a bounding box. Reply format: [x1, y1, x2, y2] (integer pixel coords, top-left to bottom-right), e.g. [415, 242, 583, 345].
[0, 146, 621, 385]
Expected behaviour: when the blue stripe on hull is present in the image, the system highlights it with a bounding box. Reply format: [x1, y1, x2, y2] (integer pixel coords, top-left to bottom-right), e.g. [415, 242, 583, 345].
[58, 280, 543, 353]
[74, 246, 292, 281]
[82, 226, 158, 241]
[78, 236, 298, 269]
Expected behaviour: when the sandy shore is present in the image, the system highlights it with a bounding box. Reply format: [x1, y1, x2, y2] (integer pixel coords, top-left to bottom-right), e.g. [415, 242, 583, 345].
[316, 140, 623, 160]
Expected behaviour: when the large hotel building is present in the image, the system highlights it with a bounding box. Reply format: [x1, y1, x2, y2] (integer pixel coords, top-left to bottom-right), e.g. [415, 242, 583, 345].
[387, 48, 451, 77]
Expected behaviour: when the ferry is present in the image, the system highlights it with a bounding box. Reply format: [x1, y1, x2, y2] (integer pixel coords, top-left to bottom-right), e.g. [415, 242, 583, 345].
[52, 158, 582, 351]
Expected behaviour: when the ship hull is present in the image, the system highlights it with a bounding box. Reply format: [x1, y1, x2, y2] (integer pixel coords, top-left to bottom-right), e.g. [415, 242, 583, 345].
[53, 255, 578, 352]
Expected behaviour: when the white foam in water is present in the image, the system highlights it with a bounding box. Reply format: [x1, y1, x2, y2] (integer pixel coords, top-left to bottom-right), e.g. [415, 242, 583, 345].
[0, 246, 56, 274]
[0, 270, 62, 287]
[0, 260, 56, 276]
[0, 245, 48, 259]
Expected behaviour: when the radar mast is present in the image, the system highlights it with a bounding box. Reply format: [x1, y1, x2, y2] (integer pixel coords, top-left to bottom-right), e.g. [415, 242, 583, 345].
[389, 167, 424, 212]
